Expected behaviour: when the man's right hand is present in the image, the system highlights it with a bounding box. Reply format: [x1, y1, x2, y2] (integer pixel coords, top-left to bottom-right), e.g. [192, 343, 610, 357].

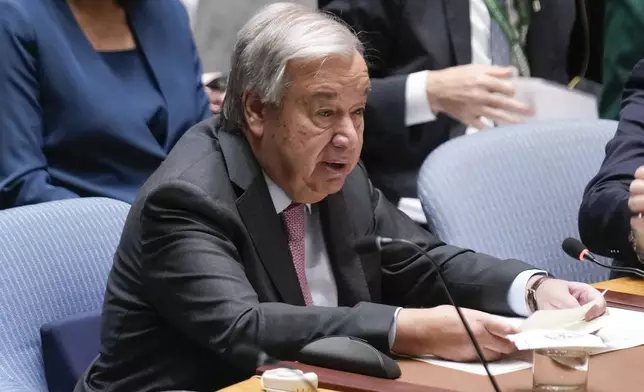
[426, 64, 534, 130]
[392, 305, 519, 362]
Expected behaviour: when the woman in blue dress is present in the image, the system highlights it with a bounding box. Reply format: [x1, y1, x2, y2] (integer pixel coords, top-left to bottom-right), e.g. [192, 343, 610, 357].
[0, 0, 212, 208]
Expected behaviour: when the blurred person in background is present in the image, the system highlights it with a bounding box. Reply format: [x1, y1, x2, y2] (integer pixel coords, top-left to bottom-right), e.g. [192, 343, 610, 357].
[580, 59, 644, 274]
[186, 0, 316, 74]
[181, 0, 319, 114]
[0, 0, 215, 209]
[599, 0, 644, 120]
[321, 0, 575, 203]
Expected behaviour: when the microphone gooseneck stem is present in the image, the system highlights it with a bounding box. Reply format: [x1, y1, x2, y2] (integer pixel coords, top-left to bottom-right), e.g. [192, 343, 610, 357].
[390, 238, 502, 392]
[584, 255, 644, 278]
[564, 237, 644, 278]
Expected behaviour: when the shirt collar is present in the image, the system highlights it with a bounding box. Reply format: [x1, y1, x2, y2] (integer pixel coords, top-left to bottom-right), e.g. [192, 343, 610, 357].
[263, 172, 311, 214]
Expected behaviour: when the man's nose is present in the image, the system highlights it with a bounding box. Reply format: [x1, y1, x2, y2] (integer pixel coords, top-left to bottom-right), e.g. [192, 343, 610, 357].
[332, 116, 359, 149]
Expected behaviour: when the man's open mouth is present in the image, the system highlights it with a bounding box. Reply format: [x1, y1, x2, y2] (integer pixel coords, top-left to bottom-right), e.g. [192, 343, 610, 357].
[324, 162, 347, 170]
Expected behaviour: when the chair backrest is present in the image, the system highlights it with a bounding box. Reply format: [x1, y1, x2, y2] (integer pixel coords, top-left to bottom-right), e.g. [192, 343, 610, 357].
[0, 198, 129, 391]
[418, 120, 618, 283]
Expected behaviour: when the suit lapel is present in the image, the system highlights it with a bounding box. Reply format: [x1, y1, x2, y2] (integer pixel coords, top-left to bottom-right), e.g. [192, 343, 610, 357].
[236, 177, 306, 306]
[219, 127, 305, 306]
[443, 0, 472, 65]
[319, 192, 371, 306]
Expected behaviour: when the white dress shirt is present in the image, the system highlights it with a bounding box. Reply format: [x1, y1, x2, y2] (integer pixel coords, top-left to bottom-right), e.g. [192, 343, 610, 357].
[264, 173, 540, 347]
[405, 0, 517, 133]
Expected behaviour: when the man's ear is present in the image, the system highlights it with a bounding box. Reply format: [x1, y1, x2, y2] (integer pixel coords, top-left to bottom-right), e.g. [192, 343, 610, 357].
[243, 90, 266, 138]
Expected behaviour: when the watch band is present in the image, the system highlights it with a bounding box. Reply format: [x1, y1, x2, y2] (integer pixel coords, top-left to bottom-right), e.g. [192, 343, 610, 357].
[526, 273, 551, 313]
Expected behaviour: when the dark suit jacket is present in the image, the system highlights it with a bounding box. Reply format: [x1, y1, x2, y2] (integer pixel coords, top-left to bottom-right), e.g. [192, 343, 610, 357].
[76, 117, 532, 391]
[0, 0, 209, 208]
[321, 0, 576, 201]
[580, 59, 644, 270]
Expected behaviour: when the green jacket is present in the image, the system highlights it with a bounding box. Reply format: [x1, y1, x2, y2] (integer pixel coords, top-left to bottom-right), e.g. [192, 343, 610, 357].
[600, 0, 644, 119]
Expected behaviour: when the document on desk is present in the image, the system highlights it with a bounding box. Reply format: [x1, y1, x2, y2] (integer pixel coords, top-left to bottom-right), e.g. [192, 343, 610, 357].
[518, 290, 607, 334]
[591, 306, 644, 354]
[413, 351, 533, 376]
[512, 77, 598, 122]
[411, 306, 644, 376]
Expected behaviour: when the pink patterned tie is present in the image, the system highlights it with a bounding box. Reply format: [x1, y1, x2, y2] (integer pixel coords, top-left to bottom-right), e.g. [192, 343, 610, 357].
[281, 203, 313, 305]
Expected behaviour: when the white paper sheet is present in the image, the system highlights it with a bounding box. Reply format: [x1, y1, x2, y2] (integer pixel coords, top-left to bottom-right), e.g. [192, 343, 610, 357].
[508, 329, 607, 351]
[591, 306, 644, 354]
[519, 291, 607, 333]
[410, 306, 644, 375]
[413, 352, 533, 376]
[512, 77, 598, 122]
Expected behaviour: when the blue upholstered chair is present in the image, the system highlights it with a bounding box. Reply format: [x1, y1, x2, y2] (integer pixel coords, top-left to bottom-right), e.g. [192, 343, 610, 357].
[0, 198, 129, 392]
[418, 120, 618, 283]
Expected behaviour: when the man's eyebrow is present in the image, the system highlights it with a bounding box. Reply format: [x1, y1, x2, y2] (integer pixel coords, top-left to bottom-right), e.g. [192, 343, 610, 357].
[308, 85, 370, 101]
[310, 91, 338, 100]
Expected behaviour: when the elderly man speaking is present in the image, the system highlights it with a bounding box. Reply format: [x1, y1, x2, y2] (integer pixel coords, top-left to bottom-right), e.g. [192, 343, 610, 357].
[76, 3, 605, 391]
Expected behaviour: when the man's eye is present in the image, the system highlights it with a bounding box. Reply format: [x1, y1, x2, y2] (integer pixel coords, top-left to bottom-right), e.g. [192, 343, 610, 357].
[353, 108, 365, 116]
[317, 110, 334, 117]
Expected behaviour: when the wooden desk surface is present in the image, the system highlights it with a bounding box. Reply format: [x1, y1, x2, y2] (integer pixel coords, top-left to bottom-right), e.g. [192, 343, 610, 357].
[240, 345, 644, 392]
[224, 280, 644, 392]
[593, 277, 644, 295]
[218, 376, 338, 392]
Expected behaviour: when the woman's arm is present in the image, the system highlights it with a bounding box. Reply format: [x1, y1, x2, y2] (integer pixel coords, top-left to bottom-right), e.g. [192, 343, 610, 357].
[0, 3, 78, 208]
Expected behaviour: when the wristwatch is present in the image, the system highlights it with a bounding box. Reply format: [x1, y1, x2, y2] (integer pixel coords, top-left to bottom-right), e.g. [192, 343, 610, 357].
[526, 273, 552, 313]
[628, 230, 644, 265]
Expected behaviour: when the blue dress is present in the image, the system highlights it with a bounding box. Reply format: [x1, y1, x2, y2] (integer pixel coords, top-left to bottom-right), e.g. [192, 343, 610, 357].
[0, 0, 210, 208]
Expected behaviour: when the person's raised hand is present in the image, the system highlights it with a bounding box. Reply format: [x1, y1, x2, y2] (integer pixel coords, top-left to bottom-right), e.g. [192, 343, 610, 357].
[426, 64, 534, 129]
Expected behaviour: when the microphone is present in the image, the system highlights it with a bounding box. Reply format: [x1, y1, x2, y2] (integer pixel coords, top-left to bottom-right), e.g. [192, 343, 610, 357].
[561, 237, 644, 278]
[353, 235, 502, 392]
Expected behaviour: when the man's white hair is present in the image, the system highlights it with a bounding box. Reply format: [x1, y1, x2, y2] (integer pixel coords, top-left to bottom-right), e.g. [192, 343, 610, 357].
[222, 2, 364, 129]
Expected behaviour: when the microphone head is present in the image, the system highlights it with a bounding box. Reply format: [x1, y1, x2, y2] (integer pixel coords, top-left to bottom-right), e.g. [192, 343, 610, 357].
[562, 237, 587, 260]
[353, 236, 381, 254]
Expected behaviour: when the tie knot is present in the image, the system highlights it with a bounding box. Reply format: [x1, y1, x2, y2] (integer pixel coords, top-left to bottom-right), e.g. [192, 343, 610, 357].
[285, 202, 303, 212]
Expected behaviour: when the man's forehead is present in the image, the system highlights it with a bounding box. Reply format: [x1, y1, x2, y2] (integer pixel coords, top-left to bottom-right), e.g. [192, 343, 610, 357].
[297, 70, 370, 98]
[287, 54, 369, 86]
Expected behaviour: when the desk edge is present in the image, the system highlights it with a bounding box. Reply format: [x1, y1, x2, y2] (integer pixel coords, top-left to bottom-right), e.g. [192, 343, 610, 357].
[258, 362, 455, 392]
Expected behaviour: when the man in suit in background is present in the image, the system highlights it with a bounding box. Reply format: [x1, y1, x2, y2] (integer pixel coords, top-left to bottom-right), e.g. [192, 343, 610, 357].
[580, 59, 644, 273]
[76, 4, 604, 391]
[321, 0, 576, 203]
